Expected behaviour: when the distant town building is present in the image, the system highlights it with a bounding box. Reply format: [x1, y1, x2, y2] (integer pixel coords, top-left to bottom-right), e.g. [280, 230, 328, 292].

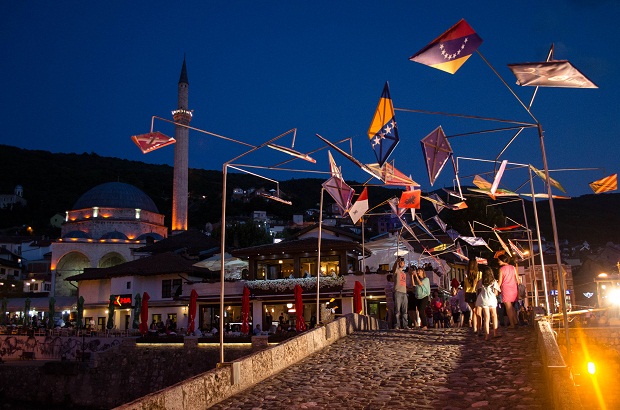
[0, 185, 27, 209]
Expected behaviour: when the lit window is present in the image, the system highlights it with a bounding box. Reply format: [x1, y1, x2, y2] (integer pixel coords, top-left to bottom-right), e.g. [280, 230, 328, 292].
[93, 207, 99, 218]
[135, 208, 141, 219]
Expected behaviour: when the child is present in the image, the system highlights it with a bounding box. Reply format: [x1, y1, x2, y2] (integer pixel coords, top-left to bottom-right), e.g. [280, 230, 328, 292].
[475, 266, 501, 341]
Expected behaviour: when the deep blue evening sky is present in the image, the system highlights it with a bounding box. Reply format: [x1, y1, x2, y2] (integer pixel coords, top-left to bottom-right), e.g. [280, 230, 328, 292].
[1, 1, 618, 198]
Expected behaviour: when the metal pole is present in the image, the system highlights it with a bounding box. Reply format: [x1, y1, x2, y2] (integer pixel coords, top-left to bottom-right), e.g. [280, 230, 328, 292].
[219, 163, 227, 364]
[537, 123, 571, 365]
[520, 198, 538, 308]
[316, 189, 324, 323]
[528, 167, 551, 313]
[362, 217, 367, 315]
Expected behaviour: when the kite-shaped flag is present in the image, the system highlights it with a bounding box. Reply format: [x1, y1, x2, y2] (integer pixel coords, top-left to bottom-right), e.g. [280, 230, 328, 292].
[328, 150, 343, 180]
[490, 160, 508, 195]
[432, 215, 447, 232]
[509, 239, 527, 260]
[367, 163, 419, 186]
[399, 189, 421, 209]
[322, 176, 355, 217]
[453, 242, 469, 261]
[131, 131, 176, 154]
[520, 193, 571, 200]
[409, 19, 483, 74]
[388, 198, 418, 240]
[415, 214, 437, 241]
[368, 82, 399, 167]
[508, 60, 598, 88]
[530, 166, 566, 193]
[421, 126, 453, 186]
[470, 175, 518, 199]
[476, 257, 488, 265]
[493, 229, 512, 256]
[589, 174, 617, 194]
[459, 236, 489, 248]
[431, 243, 449, 252]
[316, 134, 377, 180]
[388, 197, 407, 218]
[349, 187, 369, 225]
[446, 228, 460, 241]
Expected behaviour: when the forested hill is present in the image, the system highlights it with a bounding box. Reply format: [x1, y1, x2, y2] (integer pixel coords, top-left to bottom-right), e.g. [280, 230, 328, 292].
[0, 144, 618, 245]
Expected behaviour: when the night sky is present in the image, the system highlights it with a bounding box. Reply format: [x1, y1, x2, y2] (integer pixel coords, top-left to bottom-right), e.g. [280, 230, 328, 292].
[2, 1, 618, 197]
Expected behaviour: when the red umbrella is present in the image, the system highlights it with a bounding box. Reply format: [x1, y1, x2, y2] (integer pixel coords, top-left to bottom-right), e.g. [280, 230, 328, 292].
[187, 289, 198, 335]
[353, 281, 364, 314]
[294, 284, 306, 332]
[139, 292, 150, 336]
[241, 287, 250, 334]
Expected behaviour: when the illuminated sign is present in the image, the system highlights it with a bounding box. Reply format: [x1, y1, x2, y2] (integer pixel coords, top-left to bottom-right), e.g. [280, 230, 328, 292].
[112, 294, 133, 308]
[583, 292, 594, 299]
[549, 290, 571, 296]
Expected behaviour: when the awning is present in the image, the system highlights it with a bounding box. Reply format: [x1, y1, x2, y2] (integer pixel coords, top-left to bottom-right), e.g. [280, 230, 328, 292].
[5, 296, 76, 312]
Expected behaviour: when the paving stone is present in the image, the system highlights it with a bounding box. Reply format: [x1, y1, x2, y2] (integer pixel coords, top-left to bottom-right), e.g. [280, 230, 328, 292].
[209, 327, 551, 409]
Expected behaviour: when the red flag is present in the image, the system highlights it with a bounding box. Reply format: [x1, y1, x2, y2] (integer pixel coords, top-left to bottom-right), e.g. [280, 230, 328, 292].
[399, 189, 421, 209]
[131, 132, 176, 154]
[409, 19, 483, 74]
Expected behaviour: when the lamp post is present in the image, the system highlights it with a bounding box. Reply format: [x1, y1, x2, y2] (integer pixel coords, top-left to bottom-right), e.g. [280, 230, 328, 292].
[219, 129, 315, 363]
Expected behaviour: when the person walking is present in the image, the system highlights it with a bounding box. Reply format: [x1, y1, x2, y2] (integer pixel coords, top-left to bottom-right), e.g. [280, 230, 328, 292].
[475, 266, 501, 341]
[412, 267, 430, 330]
[498, 253, 519, 329]
[463, 259, 482, 334]
[392, 257, 409, 329]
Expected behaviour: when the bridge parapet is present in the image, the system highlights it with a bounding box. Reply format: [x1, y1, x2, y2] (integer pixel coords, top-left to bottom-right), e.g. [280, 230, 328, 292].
[114, 313, 381, 410]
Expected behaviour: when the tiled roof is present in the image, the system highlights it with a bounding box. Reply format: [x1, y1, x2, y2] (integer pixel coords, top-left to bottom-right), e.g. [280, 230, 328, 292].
[65, 252, 217, 282]
[133, 229, 219, 256]
[231, 238, 369, 257]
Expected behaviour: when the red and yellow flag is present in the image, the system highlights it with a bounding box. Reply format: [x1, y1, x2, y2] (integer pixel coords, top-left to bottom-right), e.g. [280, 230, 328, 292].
[589, 174, 617, 194]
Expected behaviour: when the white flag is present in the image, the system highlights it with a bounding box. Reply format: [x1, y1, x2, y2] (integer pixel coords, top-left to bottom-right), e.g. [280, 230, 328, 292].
[348, 187, 369, 224]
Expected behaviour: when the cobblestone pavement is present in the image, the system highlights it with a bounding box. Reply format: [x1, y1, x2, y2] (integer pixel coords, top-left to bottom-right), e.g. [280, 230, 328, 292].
[210, 326, 550, 410]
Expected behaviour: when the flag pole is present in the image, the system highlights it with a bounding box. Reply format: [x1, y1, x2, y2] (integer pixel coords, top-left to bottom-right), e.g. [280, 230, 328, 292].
[316, 188, 324, 324]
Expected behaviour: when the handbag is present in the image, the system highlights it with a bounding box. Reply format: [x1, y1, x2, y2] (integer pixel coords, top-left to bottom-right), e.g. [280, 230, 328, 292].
[518, 283, 526, 299]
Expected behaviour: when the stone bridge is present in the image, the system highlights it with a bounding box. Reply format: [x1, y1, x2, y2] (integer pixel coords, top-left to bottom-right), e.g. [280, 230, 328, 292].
[117, 314, 615, 410]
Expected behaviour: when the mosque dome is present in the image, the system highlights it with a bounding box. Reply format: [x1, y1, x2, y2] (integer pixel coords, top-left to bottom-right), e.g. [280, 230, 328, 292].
[136, 232, 164, 241]
[100, 231, 129, 240]
[63, 230, 92, 239]
[72, 182, 159, 213]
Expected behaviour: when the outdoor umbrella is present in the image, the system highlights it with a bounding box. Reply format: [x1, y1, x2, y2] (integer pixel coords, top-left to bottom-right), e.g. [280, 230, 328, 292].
[353, 281, 364, 314]
[241, 287, 250, 334]
[24, 298, 31, 326]
[187, 289, 198, 335]
[294, 284, 306, 332]
[76, 296, 84, 329]
[106, 295, 115, 330]
[132, 293, 141, 329]
[139, 292, 150, 336]
[1, 298, 7, 325]
[48, 297, 56, 329]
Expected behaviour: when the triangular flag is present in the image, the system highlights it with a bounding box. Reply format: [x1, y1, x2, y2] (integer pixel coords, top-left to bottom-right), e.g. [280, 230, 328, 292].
[459, 236, 489, 247]
[530, 165, 567, 193]
[476, 257, 488, 265]
[452, 242, 469, 261]
[367, 82, 399, 167]
[349, 187, 369, 225]
[409, 19, 483, 74]
[509, 239, 526, 260]
[589, 174, 617, 194]
[327, 150, 342, 180]
[493, 229, 512, 256]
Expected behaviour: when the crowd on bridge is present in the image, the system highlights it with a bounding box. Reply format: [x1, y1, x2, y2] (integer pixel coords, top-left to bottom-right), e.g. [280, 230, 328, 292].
[384, 254, 531, 340]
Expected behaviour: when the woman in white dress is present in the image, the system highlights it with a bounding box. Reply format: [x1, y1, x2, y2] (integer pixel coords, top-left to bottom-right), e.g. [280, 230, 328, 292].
[475, 266, 501, 341]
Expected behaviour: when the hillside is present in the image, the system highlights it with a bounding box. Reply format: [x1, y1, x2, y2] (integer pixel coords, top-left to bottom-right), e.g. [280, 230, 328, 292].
[0, 144, 618, 245]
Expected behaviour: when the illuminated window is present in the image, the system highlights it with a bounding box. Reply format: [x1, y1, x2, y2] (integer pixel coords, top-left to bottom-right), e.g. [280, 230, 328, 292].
[135, 208, 141, 219]
[93, 207, 99, 218]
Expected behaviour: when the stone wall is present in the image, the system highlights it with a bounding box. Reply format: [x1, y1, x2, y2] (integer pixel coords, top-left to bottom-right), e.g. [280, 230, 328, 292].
[115, 313, 381, 410]
[0, 338, 252, 409]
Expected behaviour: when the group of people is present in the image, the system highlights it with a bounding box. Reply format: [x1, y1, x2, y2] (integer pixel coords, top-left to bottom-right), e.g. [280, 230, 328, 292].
[384, 257, 432, 330]
[384, 254, 526, 339]
[464, 254, 523, 341]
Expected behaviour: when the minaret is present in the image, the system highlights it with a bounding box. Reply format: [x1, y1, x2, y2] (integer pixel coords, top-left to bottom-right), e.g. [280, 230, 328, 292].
[171, 57, 192, 232]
